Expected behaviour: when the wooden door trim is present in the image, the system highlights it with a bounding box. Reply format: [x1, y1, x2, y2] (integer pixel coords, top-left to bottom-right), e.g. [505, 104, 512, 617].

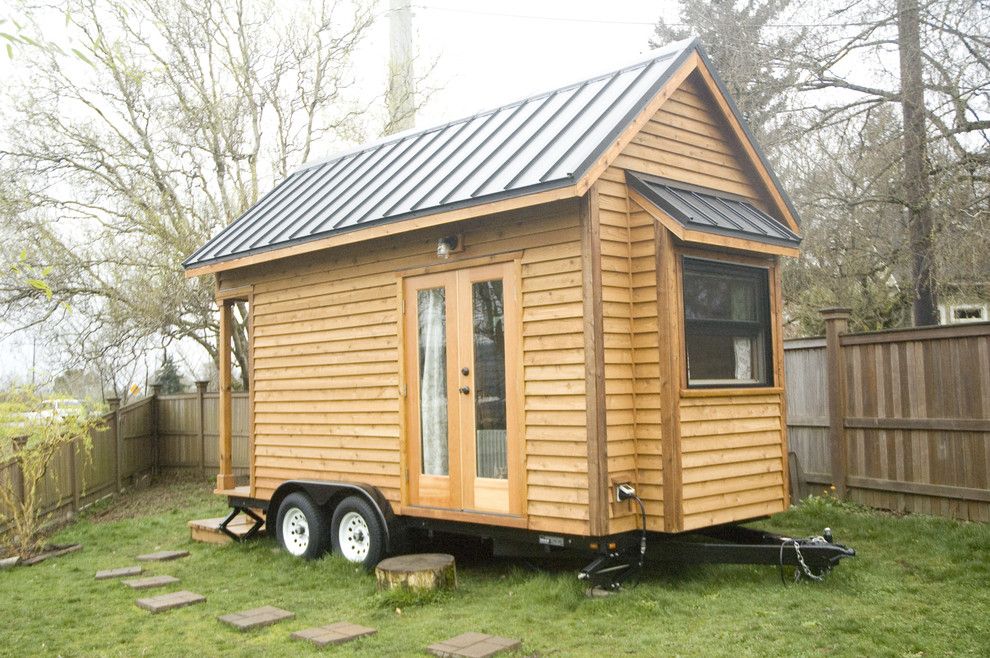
[401, 271, 460, 510]
[458, 261, 523, 515]
[399, 261, 526, 518]
[398, 251, 524, 277]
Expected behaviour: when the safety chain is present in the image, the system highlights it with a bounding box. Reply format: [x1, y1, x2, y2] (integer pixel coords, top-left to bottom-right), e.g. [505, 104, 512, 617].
[792, 537, 826, 582]
[779, 535, 828, 583]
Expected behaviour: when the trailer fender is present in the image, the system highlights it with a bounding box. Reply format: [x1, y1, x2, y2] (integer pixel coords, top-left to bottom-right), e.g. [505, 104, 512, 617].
[269, 480, 399, 552]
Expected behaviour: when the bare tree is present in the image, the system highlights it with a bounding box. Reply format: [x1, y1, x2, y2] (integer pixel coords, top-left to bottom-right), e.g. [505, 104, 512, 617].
[1, 0, 379, 387]
[651, 0, 805, 150]
[897, 0, 936, 325]
[788, 0, 990, 326]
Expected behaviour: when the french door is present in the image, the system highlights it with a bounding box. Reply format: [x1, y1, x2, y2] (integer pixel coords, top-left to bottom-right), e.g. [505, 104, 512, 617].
[402, 262, 521, 515]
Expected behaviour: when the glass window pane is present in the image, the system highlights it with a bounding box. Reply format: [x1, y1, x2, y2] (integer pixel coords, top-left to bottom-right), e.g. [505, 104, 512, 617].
[472, 280, 507, 479]
[418, 287, 448, 476]
[682, 258, 771, 387]
[683, 270, 758, 322]
[685, 332, 763, 385]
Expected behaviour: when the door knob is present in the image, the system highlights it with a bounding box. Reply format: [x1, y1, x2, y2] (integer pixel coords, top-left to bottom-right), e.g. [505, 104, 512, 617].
[458, 386, 470, 395]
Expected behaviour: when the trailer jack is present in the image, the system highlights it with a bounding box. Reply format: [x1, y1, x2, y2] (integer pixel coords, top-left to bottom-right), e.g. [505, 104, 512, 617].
[578, 551, 640, 591]
[217, 505, 265, 543]
[578, 525, 855, 590]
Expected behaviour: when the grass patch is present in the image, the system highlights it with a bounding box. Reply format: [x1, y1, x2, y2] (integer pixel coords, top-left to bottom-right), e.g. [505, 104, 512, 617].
[2, 479, 988, 657]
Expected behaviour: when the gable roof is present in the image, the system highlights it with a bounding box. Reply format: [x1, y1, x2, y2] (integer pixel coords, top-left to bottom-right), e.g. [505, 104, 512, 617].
[626, 171, 800, 255]
[184, 39, 798, 275]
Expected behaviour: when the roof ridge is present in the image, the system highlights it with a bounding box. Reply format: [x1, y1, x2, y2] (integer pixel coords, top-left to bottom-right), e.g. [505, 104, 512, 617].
[292, 38, 695, 177]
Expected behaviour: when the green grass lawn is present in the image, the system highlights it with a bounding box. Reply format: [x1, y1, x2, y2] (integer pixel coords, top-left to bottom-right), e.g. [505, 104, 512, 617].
[2, 477, 989, 657]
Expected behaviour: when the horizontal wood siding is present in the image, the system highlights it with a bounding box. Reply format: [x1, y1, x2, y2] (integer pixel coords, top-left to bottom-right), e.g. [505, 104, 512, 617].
[522, 211, 590, 535]
[614, 73, 770, 211]
[679, 393, 787, 530]
[223, 201, 589, 534]
[598, 167, 664, 533]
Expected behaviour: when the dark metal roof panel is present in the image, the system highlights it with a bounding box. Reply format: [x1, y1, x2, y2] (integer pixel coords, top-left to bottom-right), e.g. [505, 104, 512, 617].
[183, 39, 698, 269]
[626, 171, 801, 248]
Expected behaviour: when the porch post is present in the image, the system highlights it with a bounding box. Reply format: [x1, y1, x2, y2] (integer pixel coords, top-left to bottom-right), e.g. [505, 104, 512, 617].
[217, 301, 235, 491]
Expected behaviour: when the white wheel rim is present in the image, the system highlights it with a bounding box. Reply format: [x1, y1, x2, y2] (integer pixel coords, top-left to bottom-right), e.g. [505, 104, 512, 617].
[281, 507, 310, 557]
[338, 511, 371, 563]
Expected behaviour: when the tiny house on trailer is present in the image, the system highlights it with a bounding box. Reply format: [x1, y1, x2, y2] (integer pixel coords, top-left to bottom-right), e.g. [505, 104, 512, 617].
[184, 39, 853, 582]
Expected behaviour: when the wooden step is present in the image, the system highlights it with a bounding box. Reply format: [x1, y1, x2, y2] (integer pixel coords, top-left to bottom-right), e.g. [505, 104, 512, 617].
[188, 516, 266, 545]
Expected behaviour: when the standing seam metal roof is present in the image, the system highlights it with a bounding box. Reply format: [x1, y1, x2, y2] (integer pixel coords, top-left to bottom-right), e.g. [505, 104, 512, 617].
[183, 39, 700, 269]
[626, 171, 801, 247]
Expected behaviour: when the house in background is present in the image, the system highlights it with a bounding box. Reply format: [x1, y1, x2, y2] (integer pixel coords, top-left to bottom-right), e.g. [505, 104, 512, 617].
[183, 38, 806, 568]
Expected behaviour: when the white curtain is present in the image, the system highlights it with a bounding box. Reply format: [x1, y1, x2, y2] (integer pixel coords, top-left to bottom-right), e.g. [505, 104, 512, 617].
[734, 337, 752, 381]
[419, 289, 448, 475]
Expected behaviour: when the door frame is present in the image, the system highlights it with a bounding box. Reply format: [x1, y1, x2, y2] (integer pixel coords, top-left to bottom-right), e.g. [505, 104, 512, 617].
[397, 253, 526, 522]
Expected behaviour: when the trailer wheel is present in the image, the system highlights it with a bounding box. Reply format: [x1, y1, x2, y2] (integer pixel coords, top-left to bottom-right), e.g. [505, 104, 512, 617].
[331, 496, 385, 569]
[275, 492, 329, 560]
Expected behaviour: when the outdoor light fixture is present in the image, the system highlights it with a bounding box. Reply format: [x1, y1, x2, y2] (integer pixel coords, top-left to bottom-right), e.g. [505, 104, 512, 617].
[436, 235, 460, 259]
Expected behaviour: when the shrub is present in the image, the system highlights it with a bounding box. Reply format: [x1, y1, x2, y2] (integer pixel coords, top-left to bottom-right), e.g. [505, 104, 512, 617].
[0, 391, 105, 556]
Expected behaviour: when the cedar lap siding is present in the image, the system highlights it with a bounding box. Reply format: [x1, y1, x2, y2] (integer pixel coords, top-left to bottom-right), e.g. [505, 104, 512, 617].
[184, 39, 802, 538]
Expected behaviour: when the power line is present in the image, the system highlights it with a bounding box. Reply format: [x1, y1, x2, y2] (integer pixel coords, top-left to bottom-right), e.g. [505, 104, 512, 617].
[411, 3, 879, 29]
[411, 4, 657, 26]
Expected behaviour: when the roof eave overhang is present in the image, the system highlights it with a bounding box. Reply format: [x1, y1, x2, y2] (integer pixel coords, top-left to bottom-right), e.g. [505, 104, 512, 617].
[184, 180, 580, 278]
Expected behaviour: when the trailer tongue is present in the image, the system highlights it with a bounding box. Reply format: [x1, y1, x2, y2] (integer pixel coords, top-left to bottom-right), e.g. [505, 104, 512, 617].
[578, 524, 856, 590]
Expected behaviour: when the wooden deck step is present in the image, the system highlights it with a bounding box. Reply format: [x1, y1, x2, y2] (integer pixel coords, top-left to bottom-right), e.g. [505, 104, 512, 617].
[188, 516, 266, 545]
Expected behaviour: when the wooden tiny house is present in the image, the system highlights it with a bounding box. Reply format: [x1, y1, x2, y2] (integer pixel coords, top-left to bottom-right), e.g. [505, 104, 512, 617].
[184, 39, 803, 562]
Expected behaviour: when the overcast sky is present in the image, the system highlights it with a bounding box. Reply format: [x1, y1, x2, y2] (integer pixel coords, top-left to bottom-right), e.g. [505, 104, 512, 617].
[0, 0, 687, 386]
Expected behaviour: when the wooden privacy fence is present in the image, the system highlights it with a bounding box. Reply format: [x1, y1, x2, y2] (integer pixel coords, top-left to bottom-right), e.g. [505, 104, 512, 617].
[785, 311, 990, 522]
[1, 382, 253, 534]
[0, 396, 155, 533]
[156, 383, 250, 478]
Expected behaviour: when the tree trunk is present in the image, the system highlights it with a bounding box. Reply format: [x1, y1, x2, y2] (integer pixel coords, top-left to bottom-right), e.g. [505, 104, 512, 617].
[898, 0, 938, 326]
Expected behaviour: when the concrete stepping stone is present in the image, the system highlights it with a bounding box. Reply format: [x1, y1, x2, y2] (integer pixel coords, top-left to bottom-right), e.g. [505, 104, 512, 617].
[427, 632, 521, 658]
[218, 605, 294, 631]
[136, 590, 205, 614]
[291, 621, 377, 647]
[95, 566, 143, 580]
[136, 550, 189, 562]
[122, 575, 180, 590]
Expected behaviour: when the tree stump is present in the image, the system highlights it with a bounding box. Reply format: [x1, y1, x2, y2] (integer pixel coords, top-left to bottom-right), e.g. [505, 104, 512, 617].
[374, 553, 456, 592]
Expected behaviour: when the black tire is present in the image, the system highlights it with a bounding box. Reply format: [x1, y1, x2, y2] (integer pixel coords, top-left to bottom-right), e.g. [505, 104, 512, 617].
[275, 492, 330, 560]
[330, 495, 386, 570]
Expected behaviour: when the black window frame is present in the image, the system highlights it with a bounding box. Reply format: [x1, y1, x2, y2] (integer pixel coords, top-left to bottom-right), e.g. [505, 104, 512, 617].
[681, 256, 774, 389]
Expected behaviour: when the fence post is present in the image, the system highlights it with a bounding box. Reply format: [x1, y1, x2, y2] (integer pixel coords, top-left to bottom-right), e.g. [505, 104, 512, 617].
[107, 397, 122, 493]
[821, 307, 851, 499]
[196, 380, 209, 480]
[68, 439, 81, 515]
[150, 383, 161, 476]
[13, 436, 27, 510]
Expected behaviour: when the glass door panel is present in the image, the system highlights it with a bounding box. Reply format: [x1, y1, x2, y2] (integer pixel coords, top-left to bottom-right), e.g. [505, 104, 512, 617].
[417, 287, 449, 476]
[471, 280, 507, 480]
